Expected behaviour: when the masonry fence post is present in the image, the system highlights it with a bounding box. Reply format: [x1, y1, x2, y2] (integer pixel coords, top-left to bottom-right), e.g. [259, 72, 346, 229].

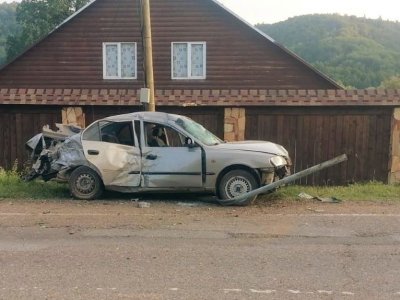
[388, 107, 400, 184]
[224, 107, 246, 142]
[61, 107, 86, 128]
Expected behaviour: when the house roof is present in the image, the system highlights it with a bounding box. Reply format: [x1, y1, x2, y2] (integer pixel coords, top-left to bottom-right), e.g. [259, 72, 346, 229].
[0, 88, 399, 106]
[0, 0, 340, 88]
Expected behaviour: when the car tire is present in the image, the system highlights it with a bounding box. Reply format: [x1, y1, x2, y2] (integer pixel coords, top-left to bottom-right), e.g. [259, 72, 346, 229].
[218, 169, 259, 206]
[69, 166, 104, 200]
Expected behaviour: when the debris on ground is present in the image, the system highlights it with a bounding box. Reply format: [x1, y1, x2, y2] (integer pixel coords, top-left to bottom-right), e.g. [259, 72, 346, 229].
[298, 193, 342, 203]
[176, 202, 202, 207]
[132, 200, 151, 208]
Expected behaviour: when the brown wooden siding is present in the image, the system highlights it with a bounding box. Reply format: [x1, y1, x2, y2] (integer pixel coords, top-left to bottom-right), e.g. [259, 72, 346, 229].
[0, 0, 336, 90]
[0, 106, 61, 169]
[245, 107, 392, 184]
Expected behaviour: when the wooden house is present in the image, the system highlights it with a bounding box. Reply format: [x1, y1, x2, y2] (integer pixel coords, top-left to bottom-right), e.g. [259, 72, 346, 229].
[2, 0, 399, 185]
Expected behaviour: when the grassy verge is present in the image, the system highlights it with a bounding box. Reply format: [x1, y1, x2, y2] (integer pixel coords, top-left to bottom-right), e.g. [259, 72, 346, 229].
[0, 168, 69, 200]
[262, 182, 400, 202]
[1, 168, 400, 202]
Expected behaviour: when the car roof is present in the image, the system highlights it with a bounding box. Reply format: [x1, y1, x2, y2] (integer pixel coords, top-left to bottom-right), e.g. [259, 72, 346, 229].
[101, 111, 181, 123]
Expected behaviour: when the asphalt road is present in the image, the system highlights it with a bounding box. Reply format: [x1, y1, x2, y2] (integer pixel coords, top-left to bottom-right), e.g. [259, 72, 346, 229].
[0, 199, 400, 299]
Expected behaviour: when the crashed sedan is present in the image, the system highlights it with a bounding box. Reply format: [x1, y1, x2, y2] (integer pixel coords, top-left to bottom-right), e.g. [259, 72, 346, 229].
[25, 112, 291, 205]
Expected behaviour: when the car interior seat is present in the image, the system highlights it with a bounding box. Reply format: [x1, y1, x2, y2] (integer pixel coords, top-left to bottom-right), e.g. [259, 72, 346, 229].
[148, 127, 166, 147]
[102, 133, 119, 144]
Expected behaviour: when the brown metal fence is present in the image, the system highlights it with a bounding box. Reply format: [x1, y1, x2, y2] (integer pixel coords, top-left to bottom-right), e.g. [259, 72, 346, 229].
[245, 107, 392, 185]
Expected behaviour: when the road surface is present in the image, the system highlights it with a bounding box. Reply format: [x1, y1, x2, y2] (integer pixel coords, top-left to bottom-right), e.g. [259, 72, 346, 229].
[0, 198, 399, 299]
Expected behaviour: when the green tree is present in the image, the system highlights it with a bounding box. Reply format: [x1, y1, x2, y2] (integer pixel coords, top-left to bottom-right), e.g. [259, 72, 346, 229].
[6, 0, 89, 61]
[0, 2, 19, 65]
[379, 76, 400, 89]
[257, 15, 400, 88]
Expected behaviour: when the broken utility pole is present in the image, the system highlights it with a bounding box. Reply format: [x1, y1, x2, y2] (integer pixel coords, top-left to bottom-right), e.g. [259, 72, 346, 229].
[142, 0, 155, 111]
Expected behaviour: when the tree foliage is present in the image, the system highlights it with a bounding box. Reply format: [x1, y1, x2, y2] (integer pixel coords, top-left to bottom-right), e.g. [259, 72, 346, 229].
[379, 76, 400, 89]
[6, 0, 89, 62]
[0, 2, 19, 66]
[257, 14, 400, 88]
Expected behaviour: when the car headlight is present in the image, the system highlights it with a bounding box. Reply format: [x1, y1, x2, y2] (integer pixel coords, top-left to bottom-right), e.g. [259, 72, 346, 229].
[270, 156, 287, 167]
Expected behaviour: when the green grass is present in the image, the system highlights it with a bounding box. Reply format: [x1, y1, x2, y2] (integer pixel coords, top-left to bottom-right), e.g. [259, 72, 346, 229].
[1, 167, 400, 202]
[0, 168, 70, 200]
[262, 182, 400, 202]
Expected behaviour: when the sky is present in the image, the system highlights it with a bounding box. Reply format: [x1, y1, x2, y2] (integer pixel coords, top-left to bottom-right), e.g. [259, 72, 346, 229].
[1, 0, 399, 24]
[217, 0, 400, 24]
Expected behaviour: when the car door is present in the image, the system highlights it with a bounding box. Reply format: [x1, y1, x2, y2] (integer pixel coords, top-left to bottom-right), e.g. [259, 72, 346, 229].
[81, 120, 142, 187]
[140, 121, 203, 188]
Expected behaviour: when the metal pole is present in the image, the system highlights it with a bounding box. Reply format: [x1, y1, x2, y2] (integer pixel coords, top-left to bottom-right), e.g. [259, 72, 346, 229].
[142, 0, 155, 111]
[218, 154, 348, 206]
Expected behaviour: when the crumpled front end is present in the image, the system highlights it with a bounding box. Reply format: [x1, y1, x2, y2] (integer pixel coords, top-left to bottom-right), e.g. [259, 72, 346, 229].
[258, 155, 292, 187]
[24, 124, 87, 182]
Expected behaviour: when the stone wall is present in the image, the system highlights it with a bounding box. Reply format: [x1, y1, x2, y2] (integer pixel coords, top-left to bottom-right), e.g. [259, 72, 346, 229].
[61, 107, 85, 128]
[224, 108, 246, 142]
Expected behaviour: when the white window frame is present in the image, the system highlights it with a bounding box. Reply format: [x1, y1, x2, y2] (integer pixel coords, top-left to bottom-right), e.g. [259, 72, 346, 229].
[171, 42, 207, 80]
[103, 42, 137, 80]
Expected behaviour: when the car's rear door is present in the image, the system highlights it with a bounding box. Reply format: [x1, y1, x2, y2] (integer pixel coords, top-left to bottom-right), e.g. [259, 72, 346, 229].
[81, 120, 141, 187]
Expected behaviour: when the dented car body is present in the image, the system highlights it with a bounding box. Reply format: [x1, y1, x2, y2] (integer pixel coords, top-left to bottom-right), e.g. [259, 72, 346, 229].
[26, 112, 291, 205]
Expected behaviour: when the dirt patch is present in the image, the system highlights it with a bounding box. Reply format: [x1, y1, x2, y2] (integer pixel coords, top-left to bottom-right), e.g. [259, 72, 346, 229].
[1, 196, 400, 231]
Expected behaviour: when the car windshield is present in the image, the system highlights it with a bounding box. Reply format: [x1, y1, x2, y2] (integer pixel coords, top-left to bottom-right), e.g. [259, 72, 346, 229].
[175, 117, 223, 146]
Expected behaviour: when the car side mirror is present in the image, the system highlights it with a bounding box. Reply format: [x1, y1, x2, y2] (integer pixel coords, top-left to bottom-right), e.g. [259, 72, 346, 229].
[185, 137, 196, 148]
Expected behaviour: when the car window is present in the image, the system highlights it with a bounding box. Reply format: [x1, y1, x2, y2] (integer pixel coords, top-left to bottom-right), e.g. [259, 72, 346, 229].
[165, 127, 185, 147]
[83, 121, 135, 146]
[144, 122, 186, 147]
[82, 122, 101, 141]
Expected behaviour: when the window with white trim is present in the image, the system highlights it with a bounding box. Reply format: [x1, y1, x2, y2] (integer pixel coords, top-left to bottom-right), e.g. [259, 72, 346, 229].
[171, 42, 206, 79]
[103, 42, 137, 79]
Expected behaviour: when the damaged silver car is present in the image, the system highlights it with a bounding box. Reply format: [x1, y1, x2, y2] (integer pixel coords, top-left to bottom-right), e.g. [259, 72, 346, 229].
[25, 112, 291, 205]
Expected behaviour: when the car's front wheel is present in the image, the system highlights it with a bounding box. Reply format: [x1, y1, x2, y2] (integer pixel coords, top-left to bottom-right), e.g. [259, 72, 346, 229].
[69, 166, 104, 200]
[218, 169, 259, 206]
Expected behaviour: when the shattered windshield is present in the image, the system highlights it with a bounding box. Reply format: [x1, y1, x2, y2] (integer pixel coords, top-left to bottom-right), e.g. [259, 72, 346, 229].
[175, 117, 223, 146]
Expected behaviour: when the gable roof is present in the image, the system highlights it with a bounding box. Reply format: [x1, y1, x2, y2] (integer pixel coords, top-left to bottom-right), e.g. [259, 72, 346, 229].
[0, 0, 341, 89]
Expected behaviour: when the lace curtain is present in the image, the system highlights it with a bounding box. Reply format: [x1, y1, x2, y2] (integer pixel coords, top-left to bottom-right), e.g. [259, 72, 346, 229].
[105, 44, 118, 77]
[191, 44, 204, 77]
[121, 43, 135, 78]
[172, 43, 205, 78]
[173, 43, 188, 78]
[105, 43, 136, 78]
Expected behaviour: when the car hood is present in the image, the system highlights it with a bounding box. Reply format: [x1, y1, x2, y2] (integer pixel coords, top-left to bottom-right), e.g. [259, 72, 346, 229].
[212, 141, 289, 157]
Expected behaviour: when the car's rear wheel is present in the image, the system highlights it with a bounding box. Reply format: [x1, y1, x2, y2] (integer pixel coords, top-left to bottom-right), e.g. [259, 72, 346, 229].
[218, 169, 259, 206]
[69, 166, 104, 200]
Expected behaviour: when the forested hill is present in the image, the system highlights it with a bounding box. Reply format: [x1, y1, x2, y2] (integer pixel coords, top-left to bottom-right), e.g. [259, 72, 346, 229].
[257, 14, 400, 88]
[0, 2, 19, 65]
